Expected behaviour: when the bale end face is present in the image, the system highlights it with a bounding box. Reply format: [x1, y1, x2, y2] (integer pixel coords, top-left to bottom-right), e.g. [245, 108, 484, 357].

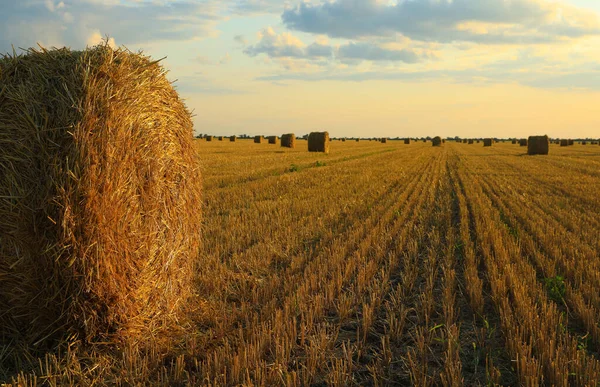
[268, 136, 278, 144]
[308, 132, 330, 153]
[483, 138, 493, 147]
[432, 136, 443, 147]
[527, 135, 549, 155]
[281, 133, 296, 148]
[0, 44, 202, 348]
[254, 136, 264, 144]
[404, 139, 410, 144]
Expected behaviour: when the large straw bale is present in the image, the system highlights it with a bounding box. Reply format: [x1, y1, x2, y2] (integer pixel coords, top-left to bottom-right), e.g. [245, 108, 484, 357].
[527, 135, 549, 155]
[432, 136, 443, 147]
[512, 139, 517, 144]
[230, 135, 236, 142]
[206, 135, 213, 141]
[519, 139, 527, 146]
[281, 133, 295, 148]
[218, 136, 223, 141]
[568, 139, 574, 146]
[381, 138, 387, 143]
[468, 139, 474, 144]
[404, 138, 410, 144]
[560, 139, 568, 146]
[0, 44, 202, 347]
[268, 135, 278, 144]
[483, 138, 492, 147]
[254, 135, 264, 144]
[308, 132, 330, 153]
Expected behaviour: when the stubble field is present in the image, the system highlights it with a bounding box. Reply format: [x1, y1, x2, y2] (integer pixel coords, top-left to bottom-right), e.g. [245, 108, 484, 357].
[7, 139, 600, 386]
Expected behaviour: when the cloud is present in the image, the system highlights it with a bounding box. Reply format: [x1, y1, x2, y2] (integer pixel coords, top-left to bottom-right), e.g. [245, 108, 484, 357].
[282, 0, 600, 44]
[86, 31, 116, 48]
[229, 0, 290, 15]
[219, 52, 231, 65]
[244, 27, 311, 58]
[338, 42, 420, 63]
[244, 27, 429, 66]
[234, 34, 248, 47]
[0, 0, 225, 54]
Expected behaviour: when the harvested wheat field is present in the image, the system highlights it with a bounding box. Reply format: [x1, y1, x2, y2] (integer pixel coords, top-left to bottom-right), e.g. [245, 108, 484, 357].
[3, 138, 600, 386]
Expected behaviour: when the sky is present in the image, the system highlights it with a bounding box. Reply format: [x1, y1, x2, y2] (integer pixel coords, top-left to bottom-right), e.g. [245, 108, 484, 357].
[1, 0, 600, 139]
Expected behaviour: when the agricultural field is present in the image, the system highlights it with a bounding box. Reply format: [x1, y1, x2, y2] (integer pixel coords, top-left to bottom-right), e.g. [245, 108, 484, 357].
[5, 139, 600, 386]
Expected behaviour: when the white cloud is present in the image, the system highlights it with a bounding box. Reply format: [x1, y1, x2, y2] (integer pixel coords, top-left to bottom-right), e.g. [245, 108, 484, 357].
[86, 31, 116, 48]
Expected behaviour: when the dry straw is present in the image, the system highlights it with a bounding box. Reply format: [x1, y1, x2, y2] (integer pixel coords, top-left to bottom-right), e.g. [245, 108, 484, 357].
[0, 43, 202, 349]
[527, 135, 549, 155]
[483, 138, 492, 147]
[308, 131, 330, 153]
[432, 136, 443, 147]
[281, 133, 295, 148]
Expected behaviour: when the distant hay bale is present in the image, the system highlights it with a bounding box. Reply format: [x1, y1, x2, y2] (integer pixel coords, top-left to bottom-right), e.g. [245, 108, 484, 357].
[560, 139, 568, 146]
[432, 136, 443, 147]
[512, 139, 517, 144]
[356, 138, 360, 142]
[527, 135, 549, 155]
[381, 138, 387, 143]
[582, 141, 587, 145]
[462, 139, 467, 143]
[0, 44, 202, 347]
[218, 136, 223, 141]
[483, 138, 492, 147]
[281, 133, 295, 148]
[476, 140, 480, 143]
[308, 131, 330, 153]
[342, 138, 346, 142]
[254, 135, 264, 144]
[519, 139, 527, 146]
[230, 135, 237, 142]
[206, 135, 213, 141]
[568, 139, 574, 146]
[423, 139, 427, 143]
[268, 135, 278, 144]
[442, 139, 446, 143]
[404, 138, 410, 144]
[468, 139, 474, 144]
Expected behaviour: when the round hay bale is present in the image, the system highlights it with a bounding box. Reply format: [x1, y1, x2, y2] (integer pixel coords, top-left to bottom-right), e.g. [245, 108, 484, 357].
[519, 139, 527, 147]
[230, 135, 237, 142]
[560, 139, 568, 147]
[381, 138, 387, 144]
[483, 138, 493, 147]
[0, 44, 202, 347]
[308, 131, 330, 153]
[432, 136, 443, 147]
[404, 138, 410, 144]
[468, 139, 474, 144]
[568, 139, 574, 146]
[512, 139, 517, 144]
[527, 135, 549, 155]
[206, 135, 213, 141]
[268, 135, 278, 144]
[281, 133, 295, 148]
[218, 136, 223, 141]
[254, 135, 264, 144]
